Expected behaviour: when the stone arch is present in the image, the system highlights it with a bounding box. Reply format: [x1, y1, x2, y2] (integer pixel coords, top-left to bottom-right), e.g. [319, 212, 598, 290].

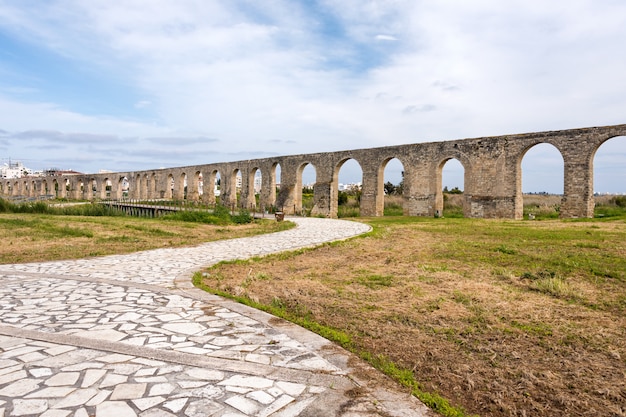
[515, 142, 564, 219]
[435, 157, 467, 217]
[118, 176, 130, 199]
[292, 162, 317, 215]
[52, 179, 61, 198]
[333, 158, 363, 217]
[435, 158, 468, 216]
[379, 157, 406, 216]
[592, 136, 626, 195]
[173, 172, 186, 200]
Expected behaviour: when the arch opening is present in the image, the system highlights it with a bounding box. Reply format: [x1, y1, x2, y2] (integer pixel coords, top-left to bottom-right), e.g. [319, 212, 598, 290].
[593, 136, 626, 216]
[293, 163, 316, 215]
[382, 157, 405, 216]
[120, 177, 129, 199]
[519, 143, 564, 219]
[438, 158, 465, 218]
[335, 158, 363, 218]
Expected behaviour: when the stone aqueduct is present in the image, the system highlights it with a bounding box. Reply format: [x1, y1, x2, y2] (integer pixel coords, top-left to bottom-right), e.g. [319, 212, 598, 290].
[2, 124, 625, 219]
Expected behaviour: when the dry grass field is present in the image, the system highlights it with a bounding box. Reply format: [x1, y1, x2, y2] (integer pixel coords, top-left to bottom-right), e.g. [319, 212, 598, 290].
[202, 210, 626, 417]
[0, 213, 291, 264]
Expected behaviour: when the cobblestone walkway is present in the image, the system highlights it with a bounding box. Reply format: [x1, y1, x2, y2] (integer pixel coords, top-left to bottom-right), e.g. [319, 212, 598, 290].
[0, 217, 431, 416]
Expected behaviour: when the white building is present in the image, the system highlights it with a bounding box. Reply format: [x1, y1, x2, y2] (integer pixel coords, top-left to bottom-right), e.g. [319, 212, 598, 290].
[1, 161, 29, 179]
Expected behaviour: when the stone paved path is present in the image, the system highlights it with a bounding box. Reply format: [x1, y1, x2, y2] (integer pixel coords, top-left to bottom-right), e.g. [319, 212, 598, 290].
[0, 217, 432, 416]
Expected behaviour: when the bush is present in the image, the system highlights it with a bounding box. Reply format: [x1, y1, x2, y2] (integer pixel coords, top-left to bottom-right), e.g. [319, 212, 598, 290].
[338, 191, 349, 206]
[610, 196, 626, 208]
[231, 209, 252, 224]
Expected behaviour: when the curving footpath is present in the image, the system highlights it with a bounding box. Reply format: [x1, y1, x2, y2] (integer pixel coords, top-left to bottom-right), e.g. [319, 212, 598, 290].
[0, 217, 432, 417]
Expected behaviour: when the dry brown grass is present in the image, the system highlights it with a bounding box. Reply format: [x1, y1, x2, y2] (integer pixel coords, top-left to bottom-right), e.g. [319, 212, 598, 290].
[0, 213, 291, 264]
[204, 216, 626, 417]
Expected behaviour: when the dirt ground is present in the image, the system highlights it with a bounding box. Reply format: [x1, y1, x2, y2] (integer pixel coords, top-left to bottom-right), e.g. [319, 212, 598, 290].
[203, 218, 626, 417]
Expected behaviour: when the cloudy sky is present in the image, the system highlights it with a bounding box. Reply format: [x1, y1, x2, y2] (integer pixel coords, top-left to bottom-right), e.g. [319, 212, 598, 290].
[0, 1, 624, 193]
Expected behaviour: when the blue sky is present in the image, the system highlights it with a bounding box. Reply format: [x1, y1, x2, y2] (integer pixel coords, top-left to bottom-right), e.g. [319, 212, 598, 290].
[0, 1, 625, 193]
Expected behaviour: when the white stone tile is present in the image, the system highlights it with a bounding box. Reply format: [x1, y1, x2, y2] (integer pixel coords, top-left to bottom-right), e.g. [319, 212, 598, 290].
[10, 399, 49, 416]
[258, 394, 295, 417]
[44, 346, 77, 356]
[132, 395, 166, 411]
[26, 386, 76, 398]
[184, 399, 223, 417]
[245, 354, 271, 365]
[0, 370, 27, 385]
[162, 322, 206, 335]
[163, 398, 188, 413]
[177, 380, 209, 389]
[0, 378, 40, 397]
[77, 329, 127, 342]
[0, 359, 19, 371]
[276, 382, 306, 397]
[81, 369, 107, 388]
[224, 395, 260, 415]
[45, 372, 80, 387]
[246, 390, 275, 405]
[219, 375, 273, 389]
[29, 368, 53, 378]
[149, 383, 175, 396]
[100, 373, 128, 388]
[51, 388, 98, 408]
[85, 389, 111, 406]
[96, 401, 138, 417]
[40, 408, 71, 417]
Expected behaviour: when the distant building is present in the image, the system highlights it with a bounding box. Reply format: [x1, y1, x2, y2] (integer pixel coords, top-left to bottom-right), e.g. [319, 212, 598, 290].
[1, 160, 29, 179]
[43, 168, 82, 176]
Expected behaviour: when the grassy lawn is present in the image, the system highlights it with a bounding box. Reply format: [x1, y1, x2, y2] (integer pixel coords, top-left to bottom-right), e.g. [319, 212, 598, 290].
[200, 214, 626, 417]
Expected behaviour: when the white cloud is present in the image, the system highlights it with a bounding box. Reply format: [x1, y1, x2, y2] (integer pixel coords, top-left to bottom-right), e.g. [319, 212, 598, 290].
[375, 34, 398, 41]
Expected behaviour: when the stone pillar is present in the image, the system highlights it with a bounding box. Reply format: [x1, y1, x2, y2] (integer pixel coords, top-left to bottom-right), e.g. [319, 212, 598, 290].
[311, 181, 332, 217]
[404, 164, 435, 216]
[560, 156, 594, 218]
[360, 165, 381, 217]
[275, 162, 298, 214]
[187, 172, 200, 201]
[259, 164, 276, 213]
[220, 169, 237, 209]
[239, 168, 256, 210]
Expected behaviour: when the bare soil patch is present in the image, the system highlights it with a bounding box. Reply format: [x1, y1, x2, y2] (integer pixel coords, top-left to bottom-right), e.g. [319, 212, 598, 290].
[204, 217, 626, 417]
